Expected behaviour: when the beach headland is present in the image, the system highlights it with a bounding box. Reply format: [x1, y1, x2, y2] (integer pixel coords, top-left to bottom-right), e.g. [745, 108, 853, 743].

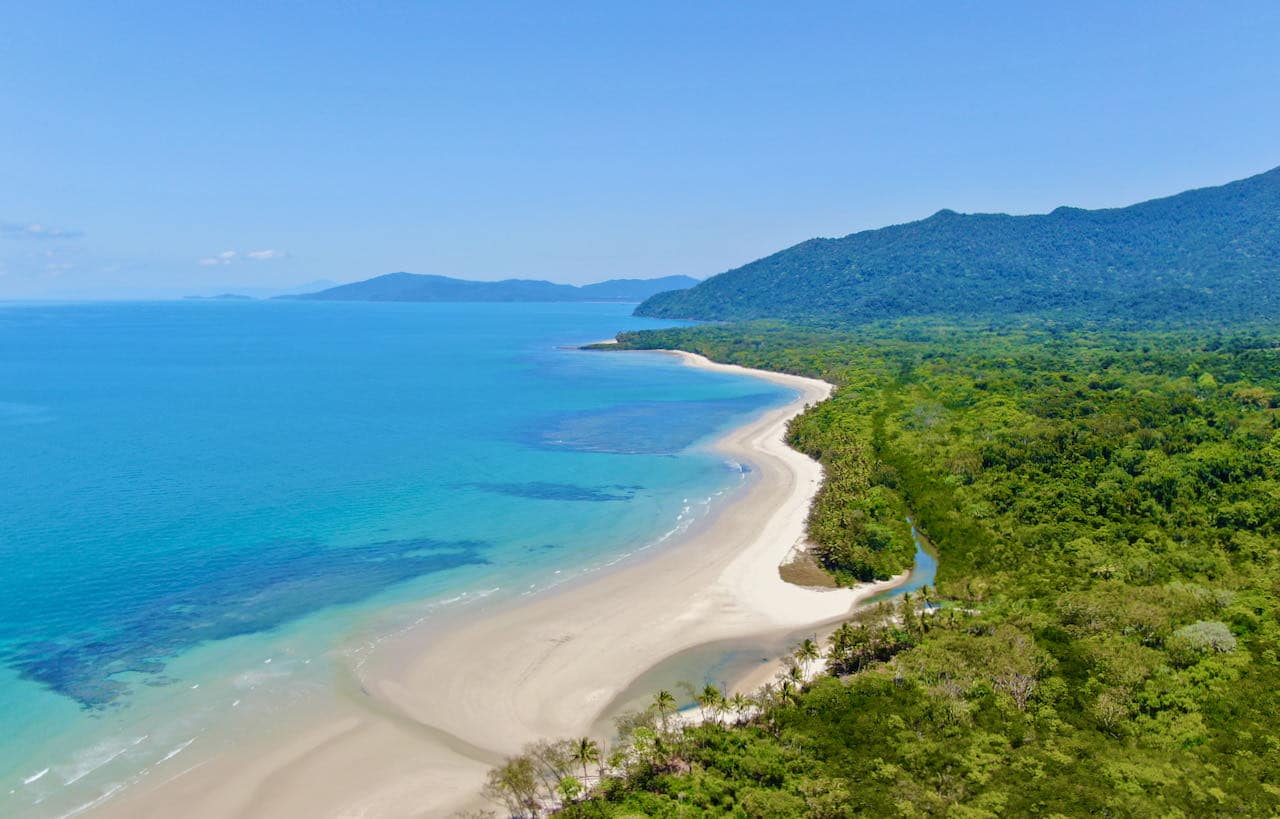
[95, 349, 904, 818]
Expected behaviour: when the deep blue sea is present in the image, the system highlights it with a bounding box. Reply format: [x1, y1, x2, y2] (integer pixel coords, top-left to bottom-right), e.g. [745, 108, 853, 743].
[0, 300, 792, 817]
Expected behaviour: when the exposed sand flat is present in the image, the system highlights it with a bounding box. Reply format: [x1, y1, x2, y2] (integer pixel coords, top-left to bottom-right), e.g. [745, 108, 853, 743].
[95, 350, 899, 819]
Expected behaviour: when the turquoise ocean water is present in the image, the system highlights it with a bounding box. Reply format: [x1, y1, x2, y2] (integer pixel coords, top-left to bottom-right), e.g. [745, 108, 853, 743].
[0, 300, 792, 817]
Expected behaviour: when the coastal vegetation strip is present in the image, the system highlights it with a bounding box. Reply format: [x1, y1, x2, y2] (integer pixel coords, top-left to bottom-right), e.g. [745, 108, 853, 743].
[489, 319, 1280, 817]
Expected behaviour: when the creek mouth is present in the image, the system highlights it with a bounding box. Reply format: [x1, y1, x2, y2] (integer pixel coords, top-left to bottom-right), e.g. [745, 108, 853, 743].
[591, 523, 938, 738]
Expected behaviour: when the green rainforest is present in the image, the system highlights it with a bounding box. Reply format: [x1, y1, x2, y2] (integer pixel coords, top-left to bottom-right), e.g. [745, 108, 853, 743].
[526, 320, 1280, 817]
[636, 166, 1280, 325]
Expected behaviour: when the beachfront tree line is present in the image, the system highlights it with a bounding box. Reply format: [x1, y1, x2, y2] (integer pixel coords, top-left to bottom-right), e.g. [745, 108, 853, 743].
[473, 592, 946, 817]
[476, 737, 600, 817]
[472, 320, 1280, 817]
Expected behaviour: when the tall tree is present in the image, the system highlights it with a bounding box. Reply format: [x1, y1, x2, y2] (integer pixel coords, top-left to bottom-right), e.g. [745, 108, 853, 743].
[794, 637, 821, 678]
[570, 737, 600, 781]
[652, 689, 676, 733]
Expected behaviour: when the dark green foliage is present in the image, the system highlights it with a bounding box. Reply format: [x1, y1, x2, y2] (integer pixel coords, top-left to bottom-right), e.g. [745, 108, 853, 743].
[569, 320, 1280, 817]
[636, 166, 1280, 324]
[788, 396, 915, 580]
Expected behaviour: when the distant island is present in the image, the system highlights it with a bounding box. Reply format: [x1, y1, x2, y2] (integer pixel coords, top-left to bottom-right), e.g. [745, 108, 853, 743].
[183, 293, 254, 301]
[279, 273, 700, 303]
[638, 165, 1280, 323]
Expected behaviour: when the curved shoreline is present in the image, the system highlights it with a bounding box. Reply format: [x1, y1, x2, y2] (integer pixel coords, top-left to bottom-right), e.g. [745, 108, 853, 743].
[95, 350, 899, 818]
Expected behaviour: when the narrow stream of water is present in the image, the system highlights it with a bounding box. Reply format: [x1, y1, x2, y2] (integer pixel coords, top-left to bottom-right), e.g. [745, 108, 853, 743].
[592, 519, 938, 734]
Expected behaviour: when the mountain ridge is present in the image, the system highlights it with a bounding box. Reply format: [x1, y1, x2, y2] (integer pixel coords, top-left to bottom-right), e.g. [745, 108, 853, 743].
[280, 273, 699, 303]
[636, 165, 1280, 323]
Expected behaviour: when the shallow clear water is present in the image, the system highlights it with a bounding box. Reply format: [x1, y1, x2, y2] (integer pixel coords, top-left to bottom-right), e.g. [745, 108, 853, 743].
[592, 527, 938, 727]
[0, 300, 792, 817]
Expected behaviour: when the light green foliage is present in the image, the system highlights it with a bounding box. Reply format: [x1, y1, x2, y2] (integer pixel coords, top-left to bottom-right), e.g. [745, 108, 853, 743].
[1167, 620, 1237, 667]
[557, 776, 583, 803]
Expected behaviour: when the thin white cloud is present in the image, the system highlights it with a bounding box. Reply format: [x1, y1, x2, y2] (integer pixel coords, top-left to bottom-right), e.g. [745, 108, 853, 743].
[197, 250, 237, 266]
[197, 248, 287, 265]
[1, 221, 84, 240]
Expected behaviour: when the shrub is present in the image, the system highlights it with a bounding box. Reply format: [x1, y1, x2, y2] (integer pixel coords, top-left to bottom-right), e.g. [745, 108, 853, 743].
[1166, 621, 1236, 667]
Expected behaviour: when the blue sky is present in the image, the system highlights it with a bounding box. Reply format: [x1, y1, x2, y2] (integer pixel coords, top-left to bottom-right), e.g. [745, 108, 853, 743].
[2, 1, 1278, 298]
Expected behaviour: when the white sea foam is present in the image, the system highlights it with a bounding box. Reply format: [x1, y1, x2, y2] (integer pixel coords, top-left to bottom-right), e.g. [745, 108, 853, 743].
[61, 736, 147, 786]
[23, 767, 49, 785]
[347, 585, 507, 671]
[54, 781, 125, 819]
[158, 738, 196, 763]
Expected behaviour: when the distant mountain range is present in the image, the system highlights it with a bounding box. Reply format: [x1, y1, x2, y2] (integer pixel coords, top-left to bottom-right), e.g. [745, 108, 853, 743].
[182, 280, 341, 301]
[281, 273, 700, 303]
[636, 165, 1280, 323]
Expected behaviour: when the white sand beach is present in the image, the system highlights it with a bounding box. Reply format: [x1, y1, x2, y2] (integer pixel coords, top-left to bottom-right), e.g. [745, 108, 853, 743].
[96, 350, 901, 819]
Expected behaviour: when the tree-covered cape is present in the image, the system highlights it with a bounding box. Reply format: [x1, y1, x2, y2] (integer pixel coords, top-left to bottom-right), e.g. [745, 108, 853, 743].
[558, 320, 1280, 817]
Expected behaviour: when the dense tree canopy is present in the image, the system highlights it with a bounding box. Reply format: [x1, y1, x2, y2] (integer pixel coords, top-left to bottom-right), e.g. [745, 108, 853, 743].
[558, 320, 1280, 817]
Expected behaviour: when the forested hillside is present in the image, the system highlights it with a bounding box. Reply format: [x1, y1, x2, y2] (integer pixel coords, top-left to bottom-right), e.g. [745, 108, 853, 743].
[636, 166, 1280, 323]
[542, 321, 1280, 817]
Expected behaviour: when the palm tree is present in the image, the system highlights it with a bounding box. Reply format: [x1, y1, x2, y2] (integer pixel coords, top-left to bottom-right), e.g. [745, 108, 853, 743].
[570, 737, 600, 781]
[827, 622, 855, 674]
[696, 683, 723, 723]
[828, 634, 844, 672]
[794, 637, 821, 678]
[829, 622, 855, 652]
[899, 592, 920, 637]
[729, 692, 752, 723]
[652, 689, 676, 732]
[778, 678, 797, 706]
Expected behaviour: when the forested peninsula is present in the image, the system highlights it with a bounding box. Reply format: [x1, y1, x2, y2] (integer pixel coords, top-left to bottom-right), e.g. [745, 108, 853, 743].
[520, 321, 1277, 817]
[475, 164, 1280, 817]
